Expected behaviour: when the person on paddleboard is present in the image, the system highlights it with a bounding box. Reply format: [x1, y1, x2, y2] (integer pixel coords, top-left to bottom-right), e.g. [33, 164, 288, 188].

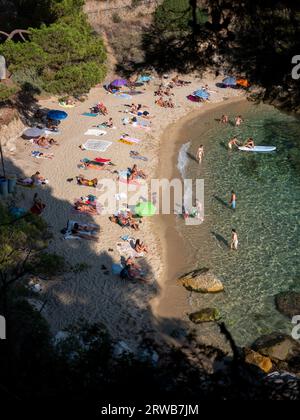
[244, 137, 255, 148]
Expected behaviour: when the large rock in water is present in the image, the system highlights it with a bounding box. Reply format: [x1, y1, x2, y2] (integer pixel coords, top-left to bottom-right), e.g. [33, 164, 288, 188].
[178, 268, 224, 293]
[275, 292, 300, 318]
[189, 308, 221, 324]
[252, 333, 300, 363]
[244, 349, 273, 373]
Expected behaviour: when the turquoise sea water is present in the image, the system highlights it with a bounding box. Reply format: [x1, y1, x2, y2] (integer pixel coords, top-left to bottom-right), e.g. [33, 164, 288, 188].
[177, 101, 300, 346]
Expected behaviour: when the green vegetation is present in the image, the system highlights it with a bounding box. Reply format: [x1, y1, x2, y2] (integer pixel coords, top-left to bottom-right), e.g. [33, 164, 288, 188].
[154, 0, 208, 33]
[0, 83, 19, 101]
[0, 0, 106, 97]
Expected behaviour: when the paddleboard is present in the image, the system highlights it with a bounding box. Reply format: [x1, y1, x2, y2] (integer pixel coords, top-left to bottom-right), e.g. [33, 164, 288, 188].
[238, 146, 276, 153]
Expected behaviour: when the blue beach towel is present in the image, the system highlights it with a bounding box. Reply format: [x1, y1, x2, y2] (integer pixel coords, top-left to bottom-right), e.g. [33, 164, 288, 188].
[82, 112, 99, 117]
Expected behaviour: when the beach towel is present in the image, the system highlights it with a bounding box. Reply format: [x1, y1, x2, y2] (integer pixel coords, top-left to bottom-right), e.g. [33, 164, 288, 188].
[64, 220, 100, 241]
[119, 137, 141, 146]
[81, 112, 99, 117]
[113, 93, 132, 100]
[81, 140, 112, 152]
[31, 151, 54, 159]
[96, 124, 116, 130]
[59, 102, 75, 108]
[130, 151, 148, 161]
[123, 91, 143, 96]
[131, 123, 151, 132]
[84, 128, 107, 136]
[116, 242, 144, 258]
[120, 136, 141, 144]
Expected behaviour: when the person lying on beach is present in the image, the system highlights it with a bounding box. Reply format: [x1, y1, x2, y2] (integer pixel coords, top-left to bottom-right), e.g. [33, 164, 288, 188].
[30, 193, 46, 215]
[91, 102, 108, 115]
[172, 75, 191, 86]
[220, 114, 229, 124]
[228, 137, 240, 150]
[71, 223, 99, 240]
[31, 151, 54, 159]
[76, 175, 98, 188]
[34, 136, 58, 148]
[134, 239, 148, 254]
[235, 115, 243, 126]
[74, 201, 98, 215]
[244, 137, 255, 148]
[109, 213, 139, 230]
[128, 164, 147, 181]
[100, 117, 114, 128]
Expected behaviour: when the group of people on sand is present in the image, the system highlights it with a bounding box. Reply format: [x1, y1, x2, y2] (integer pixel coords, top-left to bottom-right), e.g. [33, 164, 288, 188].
[18, 171, 48, 186]
[32, 136, 58, 148]
[109, 210, 140, 231]
[154, 79, 177, 108]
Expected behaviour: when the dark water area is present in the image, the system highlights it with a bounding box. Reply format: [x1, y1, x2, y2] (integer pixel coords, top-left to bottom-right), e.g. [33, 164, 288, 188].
[176, 101, 300, 346]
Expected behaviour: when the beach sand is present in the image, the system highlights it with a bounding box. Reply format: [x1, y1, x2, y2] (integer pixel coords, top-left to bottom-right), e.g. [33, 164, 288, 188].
[4, 72, 246, 346]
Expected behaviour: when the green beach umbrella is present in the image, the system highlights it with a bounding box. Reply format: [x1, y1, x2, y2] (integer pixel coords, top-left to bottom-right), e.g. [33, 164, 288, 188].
[135, 201, 156, 217]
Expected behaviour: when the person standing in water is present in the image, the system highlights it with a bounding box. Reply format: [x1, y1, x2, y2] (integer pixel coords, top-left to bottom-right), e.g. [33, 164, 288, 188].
[228, 137, 240, 150]
[231, 229, 239, 250]
[197, 145, 204, 164]
[235, 115, 243, 126]
[230, 190, 237, 210]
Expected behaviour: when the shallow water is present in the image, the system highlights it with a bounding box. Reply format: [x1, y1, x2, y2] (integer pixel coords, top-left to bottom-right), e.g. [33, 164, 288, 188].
[176, 101, 300, 346]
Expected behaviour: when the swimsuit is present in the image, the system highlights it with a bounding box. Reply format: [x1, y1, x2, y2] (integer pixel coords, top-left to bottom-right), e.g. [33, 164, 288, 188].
[231, 200, 236, 209]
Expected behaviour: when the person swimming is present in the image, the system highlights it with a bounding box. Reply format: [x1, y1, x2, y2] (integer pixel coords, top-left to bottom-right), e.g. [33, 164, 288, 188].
[197, 145, 204, 164]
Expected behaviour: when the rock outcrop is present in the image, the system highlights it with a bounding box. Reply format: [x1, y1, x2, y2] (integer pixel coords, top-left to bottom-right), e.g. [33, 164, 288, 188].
[189, 308, 221, 324]
[179, 268, 224, 293]
[275, 292, 300, 318]
[244, 349, 273, 373]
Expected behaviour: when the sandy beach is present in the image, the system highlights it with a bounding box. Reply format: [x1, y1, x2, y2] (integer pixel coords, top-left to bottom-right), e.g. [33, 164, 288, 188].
[3, 72, 246, 345]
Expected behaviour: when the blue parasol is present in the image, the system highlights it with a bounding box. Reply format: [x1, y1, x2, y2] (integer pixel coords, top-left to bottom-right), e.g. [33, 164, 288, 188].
[222, 76, 237, 86]
[47, 110, 68, 121]
[194, 89, 210, 99]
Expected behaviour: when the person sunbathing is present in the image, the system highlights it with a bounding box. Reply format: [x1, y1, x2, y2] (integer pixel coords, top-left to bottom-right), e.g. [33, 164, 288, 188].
[74, 202, 97, 215]
[76, 175, 98, 188]
[166, 98, 174, 108]
[155, 97, 164, 107]
[103, 117, 114, 128]
[244, 137, 255, 148]
[36, 136, 49, 147]
[128, 165, 146, 181]
[134, 239, 148, 253]
[131, 103, 138, 113]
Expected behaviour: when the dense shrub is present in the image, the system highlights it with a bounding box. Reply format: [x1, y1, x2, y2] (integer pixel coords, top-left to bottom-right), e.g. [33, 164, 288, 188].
[0, 2, 107, 96]
[0, 84, 19, 101]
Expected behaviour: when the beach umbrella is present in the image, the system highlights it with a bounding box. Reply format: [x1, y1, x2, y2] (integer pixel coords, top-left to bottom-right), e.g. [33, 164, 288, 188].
[135, 201, 156, 217]
[47, 110, 68, 121]
[23, 127, 46, 138]
[222, 76, 237, 86]
[237, 78, 250, 88]
[110, 79, 128, 87]
[193, 89, 210, 100]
